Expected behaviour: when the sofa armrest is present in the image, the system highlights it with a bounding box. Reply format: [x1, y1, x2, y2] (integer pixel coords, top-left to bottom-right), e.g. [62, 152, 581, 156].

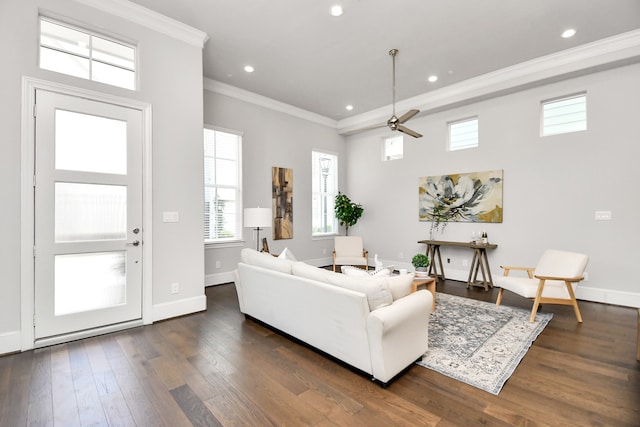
[366, 290, 432, 383]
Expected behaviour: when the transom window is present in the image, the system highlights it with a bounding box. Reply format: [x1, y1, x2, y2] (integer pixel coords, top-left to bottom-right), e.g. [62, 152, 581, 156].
[541, 94, 587, 136]
[449, 117, 478, 151]
[383, 135, 403, 161]
[312, 151, 338, 236]
[204, 127, 243, 243]
[39, 17, 136, 90]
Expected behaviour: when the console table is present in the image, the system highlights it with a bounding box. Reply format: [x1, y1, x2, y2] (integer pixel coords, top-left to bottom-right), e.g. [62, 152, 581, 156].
[417, 240, 498, 291]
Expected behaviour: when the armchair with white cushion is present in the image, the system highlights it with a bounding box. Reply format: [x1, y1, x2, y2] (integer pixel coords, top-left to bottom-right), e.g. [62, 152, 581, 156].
[333, 236, 369, 272]
[495, 249, 589, 323]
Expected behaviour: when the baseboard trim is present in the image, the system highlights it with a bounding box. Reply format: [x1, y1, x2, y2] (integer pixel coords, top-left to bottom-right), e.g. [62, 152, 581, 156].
[152, 295, 207, 322]
[205, 271, 235, 286]
[0, 331, 21, 356]
[443, 268, 640, 308]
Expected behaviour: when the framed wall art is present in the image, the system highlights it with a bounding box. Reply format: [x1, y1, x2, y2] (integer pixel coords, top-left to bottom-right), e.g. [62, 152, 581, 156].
[272, 166, 293, 239]
[418, 169, 503, 224]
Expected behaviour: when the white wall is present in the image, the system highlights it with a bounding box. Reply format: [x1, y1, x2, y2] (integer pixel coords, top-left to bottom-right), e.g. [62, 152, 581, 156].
[203, 91, 345, 284]
[344, 63, 640, 307]
[0, 0, 206, 353]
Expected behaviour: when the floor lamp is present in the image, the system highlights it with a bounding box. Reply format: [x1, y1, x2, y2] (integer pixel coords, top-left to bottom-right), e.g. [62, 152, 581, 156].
[244, 207, 272, 251]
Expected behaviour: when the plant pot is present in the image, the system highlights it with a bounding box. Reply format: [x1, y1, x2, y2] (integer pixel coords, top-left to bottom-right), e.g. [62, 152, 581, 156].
[415, 267, 428, 272]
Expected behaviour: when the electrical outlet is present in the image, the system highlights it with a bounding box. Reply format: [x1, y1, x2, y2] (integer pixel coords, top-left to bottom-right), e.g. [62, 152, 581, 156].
[447, 258, 451, 264]
[583, 272, 589, 281]
[171, 282, 179, 294]
[215, 261, 221, 269]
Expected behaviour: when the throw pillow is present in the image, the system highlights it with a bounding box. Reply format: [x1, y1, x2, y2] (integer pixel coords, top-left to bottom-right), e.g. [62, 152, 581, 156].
[341, 265, 370, 276]
[278, 247, 298, 261]
[368, 265, 394, 277]
[387, 273, 415, 300]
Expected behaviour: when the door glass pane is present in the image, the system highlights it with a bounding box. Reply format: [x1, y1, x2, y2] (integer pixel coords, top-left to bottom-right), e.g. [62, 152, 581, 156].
[55, 252, 126, 315]
[55, 183, 126, 242]
[55, 109, 127, 174]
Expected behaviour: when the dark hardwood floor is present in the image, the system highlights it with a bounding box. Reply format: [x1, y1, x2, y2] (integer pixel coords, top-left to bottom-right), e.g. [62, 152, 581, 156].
[1, 279, 638, 426]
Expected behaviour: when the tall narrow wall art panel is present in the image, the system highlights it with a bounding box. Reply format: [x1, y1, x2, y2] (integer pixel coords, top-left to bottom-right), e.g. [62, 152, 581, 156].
[272, 166, 293, 239]
[419, 170, 503, 223]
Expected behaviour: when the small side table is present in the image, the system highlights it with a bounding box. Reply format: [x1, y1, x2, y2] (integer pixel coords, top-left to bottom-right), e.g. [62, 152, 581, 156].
[411, 277, 436, 311]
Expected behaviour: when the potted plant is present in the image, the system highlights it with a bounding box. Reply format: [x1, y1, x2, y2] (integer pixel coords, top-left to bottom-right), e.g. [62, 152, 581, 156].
[334, 192, 364, 236]
[412, 253, 430, 271]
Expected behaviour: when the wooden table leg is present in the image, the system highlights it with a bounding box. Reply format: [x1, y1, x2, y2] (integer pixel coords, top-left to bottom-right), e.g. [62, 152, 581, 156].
[427, 244, 445, 282]
[482, 249, 495, 288]
[467, 249, 478, 288]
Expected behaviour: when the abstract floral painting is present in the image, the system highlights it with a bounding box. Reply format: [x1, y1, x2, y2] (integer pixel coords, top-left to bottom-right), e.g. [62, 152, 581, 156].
[272, 166, 293, 239]
[419, 170, 503, 223]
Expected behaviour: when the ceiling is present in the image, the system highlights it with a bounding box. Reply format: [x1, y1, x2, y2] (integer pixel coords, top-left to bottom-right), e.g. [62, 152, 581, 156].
[128, 0, 640, 122]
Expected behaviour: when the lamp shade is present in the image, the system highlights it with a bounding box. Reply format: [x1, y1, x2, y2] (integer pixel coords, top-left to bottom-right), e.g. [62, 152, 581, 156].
[244, 207, 272, 228]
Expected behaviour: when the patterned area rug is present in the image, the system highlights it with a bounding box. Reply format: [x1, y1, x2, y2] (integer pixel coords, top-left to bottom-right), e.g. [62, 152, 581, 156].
[417, 292, 553, 395]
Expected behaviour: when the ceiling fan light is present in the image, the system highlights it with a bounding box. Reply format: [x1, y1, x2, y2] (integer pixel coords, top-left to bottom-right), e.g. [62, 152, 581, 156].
[330, 5, 343, 16]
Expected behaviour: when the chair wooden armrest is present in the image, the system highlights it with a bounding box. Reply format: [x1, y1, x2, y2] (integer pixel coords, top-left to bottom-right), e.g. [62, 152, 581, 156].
[534, 274, 583, 282]
[500, 265, 535, 278]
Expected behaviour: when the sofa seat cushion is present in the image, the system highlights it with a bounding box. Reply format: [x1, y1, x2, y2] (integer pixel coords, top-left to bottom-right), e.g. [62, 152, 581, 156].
[240, 248, 293, 274]
[326, 273, 393, 311]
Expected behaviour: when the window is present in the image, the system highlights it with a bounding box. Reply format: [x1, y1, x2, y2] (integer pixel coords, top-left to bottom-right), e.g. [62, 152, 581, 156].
[541, 94, 587, 136]
[312, 151, 338, 236]
[204, 127, 242, 243]
[383, 135, 403, 160]
[39, 17, 136, 90]
[449, 117, 478, 151]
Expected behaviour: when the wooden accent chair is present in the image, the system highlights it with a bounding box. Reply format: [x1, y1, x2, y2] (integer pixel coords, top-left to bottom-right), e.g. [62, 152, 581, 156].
[495, 249, 589, 323]
[332, 236, 368, 272]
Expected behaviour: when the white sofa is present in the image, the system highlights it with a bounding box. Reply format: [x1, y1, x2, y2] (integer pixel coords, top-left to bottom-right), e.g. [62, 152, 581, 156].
[234, 248, 433, 385]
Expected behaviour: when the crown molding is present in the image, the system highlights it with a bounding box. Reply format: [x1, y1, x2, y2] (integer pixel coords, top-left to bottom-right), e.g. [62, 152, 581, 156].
[204, 79, 338, 128]
[74, 0, 209, 48]
[337, 29, 640, 135]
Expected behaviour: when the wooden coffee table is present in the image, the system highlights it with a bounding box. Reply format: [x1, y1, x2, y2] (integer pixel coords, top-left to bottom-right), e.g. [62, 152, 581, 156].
[411, 276, 436, 311]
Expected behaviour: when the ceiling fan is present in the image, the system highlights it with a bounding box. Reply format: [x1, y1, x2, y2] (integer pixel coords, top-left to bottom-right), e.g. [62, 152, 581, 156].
[374, 49, 423, 138]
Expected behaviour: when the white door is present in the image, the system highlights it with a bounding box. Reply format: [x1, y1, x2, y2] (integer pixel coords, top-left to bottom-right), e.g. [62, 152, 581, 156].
[34, 89, 143, 341]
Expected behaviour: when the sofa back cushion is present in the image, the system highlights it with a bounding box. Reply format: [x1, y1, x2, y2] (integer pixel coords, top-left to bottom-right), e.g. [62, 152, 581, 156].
[240, 248, 293, 274]
[326, 273, 393, 311]
[291, 261, 333, 282]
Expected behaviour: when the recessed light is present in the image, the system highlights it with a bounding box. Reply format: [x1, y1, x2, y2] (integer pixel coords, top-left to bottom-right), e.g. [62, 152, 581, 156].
[428, 75, 438, 83]
[330, 5, 343, 16]
[244, 65, 254, 73]
[345, 105, 354, 111]
[562, 29, 576, 38]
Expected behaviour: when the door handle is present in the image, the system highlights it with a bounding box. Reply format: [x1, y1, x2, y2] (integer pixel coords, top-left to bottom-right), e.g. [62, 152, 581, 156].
[127, 240, 140, 247]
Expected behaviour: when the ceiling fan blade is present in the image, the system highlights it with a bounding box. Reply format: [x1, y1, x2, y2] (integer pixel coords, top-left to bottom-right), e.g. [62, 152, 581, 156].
[397, 109, 419, 124]
[396, 124, 422, 138]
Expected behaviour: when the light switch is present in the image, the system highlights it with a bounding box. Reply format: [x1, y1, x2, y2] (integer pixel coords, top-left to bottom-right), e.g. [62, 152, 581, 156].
[594, 211, 612, 221]
[163, 211, 179, 223]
